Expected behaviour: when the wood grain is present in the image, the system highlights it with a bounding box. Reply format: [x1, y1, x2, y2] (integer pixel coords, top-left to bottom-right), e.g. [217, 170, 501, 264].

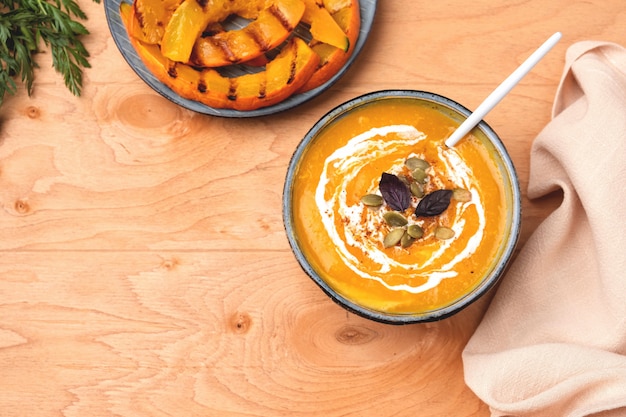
[0, 251, 487, 416]
[1, 1, 625, 416]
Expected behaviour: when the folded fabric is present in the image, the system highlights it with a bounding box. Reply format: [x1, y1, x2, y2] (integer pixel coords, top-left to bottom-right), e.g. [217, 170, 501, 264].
[462, 41, 626, 417]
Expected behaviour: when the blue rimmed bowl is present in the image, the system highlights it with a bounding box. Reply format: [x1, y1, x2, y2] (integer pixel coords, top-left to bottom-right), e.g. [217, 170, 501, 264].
[283, 90, 522, 324]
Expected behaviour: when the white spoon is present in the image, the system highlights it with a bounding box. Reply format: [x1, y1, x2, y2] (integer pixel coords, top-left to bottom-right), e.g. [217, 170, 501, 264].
[445, 31, 562, 148]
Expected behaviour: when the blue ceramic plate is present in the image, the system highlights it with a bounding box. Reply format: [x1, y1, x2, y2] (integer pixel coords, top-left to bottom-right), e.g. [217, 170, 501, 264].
[104, 0, 377, 117]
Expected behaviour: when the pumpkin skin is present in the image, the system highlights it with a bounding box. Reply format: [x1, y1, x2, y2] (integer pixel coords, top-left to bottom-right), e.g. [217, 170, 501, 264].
[190, 0, 306, 68]
[120, 2, 321, 110]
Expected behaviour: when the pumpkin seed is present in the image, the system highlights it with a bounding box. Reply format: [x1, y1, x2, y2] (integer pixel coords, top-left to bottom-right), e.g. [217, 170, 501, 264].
[383, 211, 408, 227]
[401, 232, 415, 248]
[412, 168, 428, 184]
[410, 182, 424, 198]
[407, 224, 424, 239]
[453, 188, 472, 202]
[398, 175, 411, 187]
[383, 228, 406, 248]
[405, 157, 430, 171]
[361, 193, 383, 207]
[434, 226, 455, 240]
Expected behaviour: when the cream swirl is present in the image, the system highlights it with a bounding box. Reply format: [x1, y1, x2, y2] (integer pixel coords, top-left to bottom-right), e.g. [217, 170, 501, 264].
[315, 124, 486, 294]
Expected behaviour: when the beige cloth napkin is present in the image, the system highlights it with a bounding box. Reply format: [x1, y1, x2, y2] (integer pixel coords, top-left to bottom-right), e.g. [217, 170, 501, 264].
[462, 41, 626, 417]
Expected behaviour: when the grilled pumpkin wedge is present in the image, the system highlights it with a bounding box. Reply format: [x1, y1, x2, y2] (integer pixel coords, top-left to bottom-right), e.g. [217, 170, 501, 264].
[299, 0, 360, 92]
[302, 0, 349, 51]
[160, 0, 267, 63]
[190, 0, 306, 68]
[121, 2, 320, 110]
[130, 0, 182, 44]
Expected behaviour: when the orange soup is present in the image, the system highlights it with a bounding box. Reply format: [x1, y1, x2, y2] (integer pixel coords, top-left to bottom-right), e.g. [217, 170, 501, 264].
[289, 94, 513, 317]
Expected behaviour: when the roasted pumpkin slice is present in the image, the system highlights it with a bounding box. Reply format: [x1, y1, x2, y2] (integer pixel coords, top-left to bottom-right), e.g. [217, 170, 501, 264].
[122, 3, 320, 110]
[301, 0, 350, 52]
[131, 0, 182, 44]
[322, 0, 352, 14]
[124, 4, 148, 42]
[299, 0, 360, 92]
[227, 37, 320, 110]
[159, 0, 206, 62]
[160, 0, 267, 63]
[241, 54, 270, 67]
[190, 0, 305, 68]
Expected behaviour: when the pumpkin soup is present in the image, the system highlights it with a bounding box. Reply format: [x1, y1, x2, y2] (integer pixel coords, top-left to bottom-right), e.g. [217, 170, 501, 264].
[289, 94, 511, 316]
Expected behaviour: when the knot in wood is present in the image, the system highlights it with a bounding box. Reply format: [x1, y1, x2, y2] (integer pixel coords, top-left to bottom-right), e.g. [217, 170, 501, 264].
[25, 106, 41, 119]
[14, 199, 30, 215]
[230, 312, 252, 334]
[335, 325, 378, 345]
[160, 257, 179, 270]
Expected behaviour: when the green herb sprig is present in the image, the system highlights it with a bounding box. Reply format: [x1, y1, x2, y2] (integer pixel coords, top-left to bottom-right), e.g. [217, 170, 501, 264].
[0, 0, 100, 106]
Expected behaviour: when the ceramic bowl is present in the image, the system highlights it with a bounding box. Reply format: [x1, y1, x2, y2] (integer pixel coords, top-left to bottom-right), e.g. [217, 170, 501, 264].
[282, 90, 521, 324]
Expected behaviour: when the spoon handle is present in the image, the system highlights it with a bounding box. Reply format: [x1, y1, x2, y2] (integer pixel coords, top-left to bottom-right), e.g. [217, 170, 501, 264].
[445, 32, 562, 148]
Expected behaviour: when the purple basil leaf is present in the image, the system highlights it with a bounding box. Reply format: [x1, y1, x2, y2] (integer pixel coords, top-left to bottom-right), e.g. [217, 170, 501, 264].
[414, 189, 453, 217]
[379, 172, 411, 212]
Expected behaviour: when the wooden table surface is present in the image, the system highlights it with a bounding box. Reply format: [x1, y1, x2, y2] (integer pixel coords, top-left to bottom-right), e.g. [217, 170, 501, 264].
[1, 1, 624, 415]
